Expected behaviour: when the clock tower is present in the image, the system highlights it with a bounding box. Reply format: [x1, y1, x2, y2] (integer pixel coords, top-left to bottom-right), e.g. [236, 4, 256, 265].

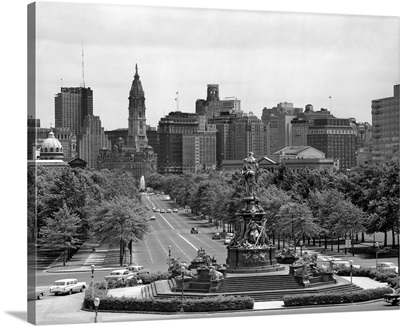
[126, 64, 148, 152]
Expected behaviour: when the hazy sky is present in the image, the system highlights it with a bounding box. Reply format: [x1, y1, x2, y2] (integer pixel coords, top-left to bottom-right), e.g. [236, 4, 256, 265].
[33, 1, 399, 131]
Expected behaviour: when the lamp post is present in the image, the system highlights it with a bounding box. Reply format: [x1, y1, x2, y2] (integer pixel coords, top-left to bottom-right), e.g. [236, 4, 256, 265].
[91, 265, 95, 300]
[299, 240, 303, 256]
[349, 260, 353, 296]
[374, 241, 379, 270]
[180, 270, 184, 312]
[94, 297, 100, 323]
[168, 246, 171, 271]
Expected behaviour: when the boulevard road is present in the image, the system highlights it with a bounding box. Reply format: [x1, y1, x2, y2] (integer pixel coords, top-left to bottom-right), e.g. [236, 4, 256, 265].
[136, 194, 228, 272]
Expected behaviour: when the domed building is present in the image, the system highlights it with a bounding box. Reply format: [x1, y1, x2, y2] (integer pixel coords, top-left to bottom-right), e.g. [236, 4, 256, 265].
[39, 130, 64, 160]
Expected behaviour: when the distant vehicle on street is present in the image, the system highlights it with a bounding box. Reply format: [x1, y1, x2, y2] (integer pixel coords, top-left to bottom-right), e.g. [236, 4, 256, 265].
[172, 208, 178, 213]
[28, 287, 45, 300]
[212, 232, 221, 240]
[373, 262, 398, 274]
[224, 233, 234, 244]
[191, 227, 198, 234]
[49, 279, 86, 295]
[150, 215, 156, 220]
[153, 208, 160, 212]
[329, 259, 360, 270]
[104, 270, 136, 283]
[384, 288, 400, 306]
[166, 209, 172, 213]
[126, 265, 150, 276]
[160, 209, 165, 213]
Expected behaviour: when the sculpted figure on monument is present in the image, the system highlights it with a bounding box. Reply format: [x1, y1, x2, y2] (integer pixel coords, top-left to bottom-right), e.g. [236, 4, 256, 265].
[241, 151, 259, 198]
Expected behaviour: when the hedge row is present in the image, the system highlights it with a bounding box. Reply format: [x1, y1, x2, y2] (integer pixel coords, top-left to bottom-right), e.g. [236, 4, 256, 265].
[99, 272, 170, 289]
[335, 267, 399, 287]
[83, 288, 254, 312]
[283, 287, 392, 307]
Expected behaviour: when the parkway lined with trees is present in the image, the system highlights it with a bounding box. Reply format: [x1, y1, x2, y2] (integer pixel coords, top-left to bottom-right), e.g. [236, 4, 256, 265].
[28, 161, 399, 266]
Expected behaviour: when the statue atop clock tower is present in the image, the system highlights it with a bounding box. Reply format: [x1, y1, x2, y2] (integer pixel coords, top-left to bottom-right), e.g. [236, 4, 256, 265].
[126, 64, 148, 152]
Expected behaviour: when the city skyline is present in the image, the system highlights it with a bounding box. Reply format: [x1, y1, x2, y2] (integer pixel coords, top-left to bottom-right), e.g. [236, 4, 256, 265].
[33, 1, 399, 131]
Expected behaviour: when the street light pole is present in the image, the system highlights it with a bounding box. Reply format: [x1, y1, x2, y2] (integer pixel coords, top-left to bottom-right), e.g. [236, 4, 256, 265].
[94, 297, 100, 323]
[91, 265, 95, 300]
[349, 260, 353, 296]
[180, 270, 184, 312]
[168, 246, 171, 272]
[299, 240, 303, 256]
[374, 241, 379, 269]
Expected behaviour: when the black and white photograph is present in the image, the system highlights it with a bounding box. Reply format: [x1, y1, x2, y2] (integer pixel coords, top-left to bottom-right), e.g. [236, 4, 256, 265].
[2, 1, 400, 326]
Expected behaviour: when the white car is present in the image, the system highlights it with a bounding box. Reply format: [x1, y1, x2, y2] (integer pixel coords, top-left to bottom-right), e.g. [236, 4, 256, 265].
[224, 233, 234, 244]
[49, 278, 86, 295]
[104, 269, 136, 282]
[150, 215, 156, 220]
[126, 265, 150, 276]
[172, 208, 178, 213]
[374, 262, 398, 274]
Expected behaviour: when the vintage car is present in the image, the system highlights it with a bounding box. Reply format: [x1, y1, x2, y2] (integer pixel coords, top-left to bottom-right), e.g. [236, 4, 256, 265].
[49, 279, 86, 295]
[153, 208, 160, 212]
[191, 227, 198, 234]
[166, 209, 172, 213]
[126, 264, 150, 276]
[374, 262, 398, 274]
[224, 233, 234, 244]
[150, 215, 156, 220]
[384, 288, 400, 306]
[329, 259, 360, 270]
[104, 269, 136, 282]
[212, 232, 221, 240]
[172, 208, 178, 213]
[28, 287, 45, 300]
[160, 209, 165, 213]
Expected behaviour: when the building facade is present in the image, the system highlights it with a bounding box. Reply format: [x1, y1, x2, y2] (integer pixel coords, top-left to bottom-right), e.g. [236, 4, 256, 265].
[54, 86, 93, 136]
[371, 84, 400, 163]
[78, 115, 111, 168]
[307, 118, 356, 170]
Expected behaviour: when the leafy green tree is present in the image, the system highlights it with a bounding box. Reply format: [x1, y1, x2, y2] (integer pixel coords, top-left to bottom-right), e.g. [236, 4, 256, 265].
[39, 203, 82, 266]
[276, 202, 325, 248]
[89, 195, 149, 265]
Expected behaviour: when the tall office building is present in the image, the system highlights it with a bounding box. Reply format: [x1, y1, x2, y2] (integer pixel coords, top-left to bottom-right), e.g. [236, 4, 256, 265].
[261, 102, 303, 154]
[196, 84, 242, 118]
[371, 84, 400, 163]
[78, 115, 111, 168]
[307, 118, 356, 170]
[54, 86, 93, 136]
[125, 64, 148, 152]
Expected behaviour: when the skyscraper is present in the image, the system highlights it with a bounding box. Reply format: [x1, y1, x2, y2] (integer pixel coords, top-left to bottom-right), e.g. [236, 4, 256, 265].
[371, 84, 400, 163]
[307, 118, 356, 170]
[54, 86, 93, 136]
[78, 115, 111, 168]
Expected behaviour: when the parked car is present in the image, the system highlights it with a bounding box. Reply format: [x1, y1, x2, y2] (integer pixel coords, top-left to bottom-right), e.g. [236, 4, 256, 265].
[126, 265, 150, 276]
[160, 209, 165, 213]
[166, 209, 172, 213]
[191, 227, 198, 234]
[49, 279, 86, 295]
[329, 259, 360, 270]
[28, 287, 45, 300]
[374, 262, 398, 274]
[224, 233, 234, 244]
[384, 288, 400, 306]
[104, 270, 136, 283]
[172, 208, 178, 213]
[212, 232, 221, 240]
[150, 215, 156, 220]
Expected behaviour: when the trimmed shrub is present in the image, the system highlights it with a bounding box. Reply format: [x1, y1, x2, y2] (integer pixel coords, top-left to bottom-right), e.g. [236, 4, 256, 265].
[83, 287, 254, 312]
[104, 272, 169, 289]
[283, 287, 392, 307]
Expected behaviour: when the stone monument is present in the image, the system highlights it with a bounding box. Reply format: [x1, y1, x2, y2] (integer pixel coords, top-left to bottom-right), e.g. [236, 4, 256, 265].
[226, 152, 283, 273]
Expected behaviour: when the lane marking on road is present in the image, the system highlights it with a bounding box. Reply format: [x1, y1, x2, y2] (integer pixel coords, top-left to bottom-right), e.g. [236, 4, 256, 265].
[177, 233, 198, 251]
[144, 239, 154, 264]
[157, 212, 175, 229]
[169, 237, 193, 261]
